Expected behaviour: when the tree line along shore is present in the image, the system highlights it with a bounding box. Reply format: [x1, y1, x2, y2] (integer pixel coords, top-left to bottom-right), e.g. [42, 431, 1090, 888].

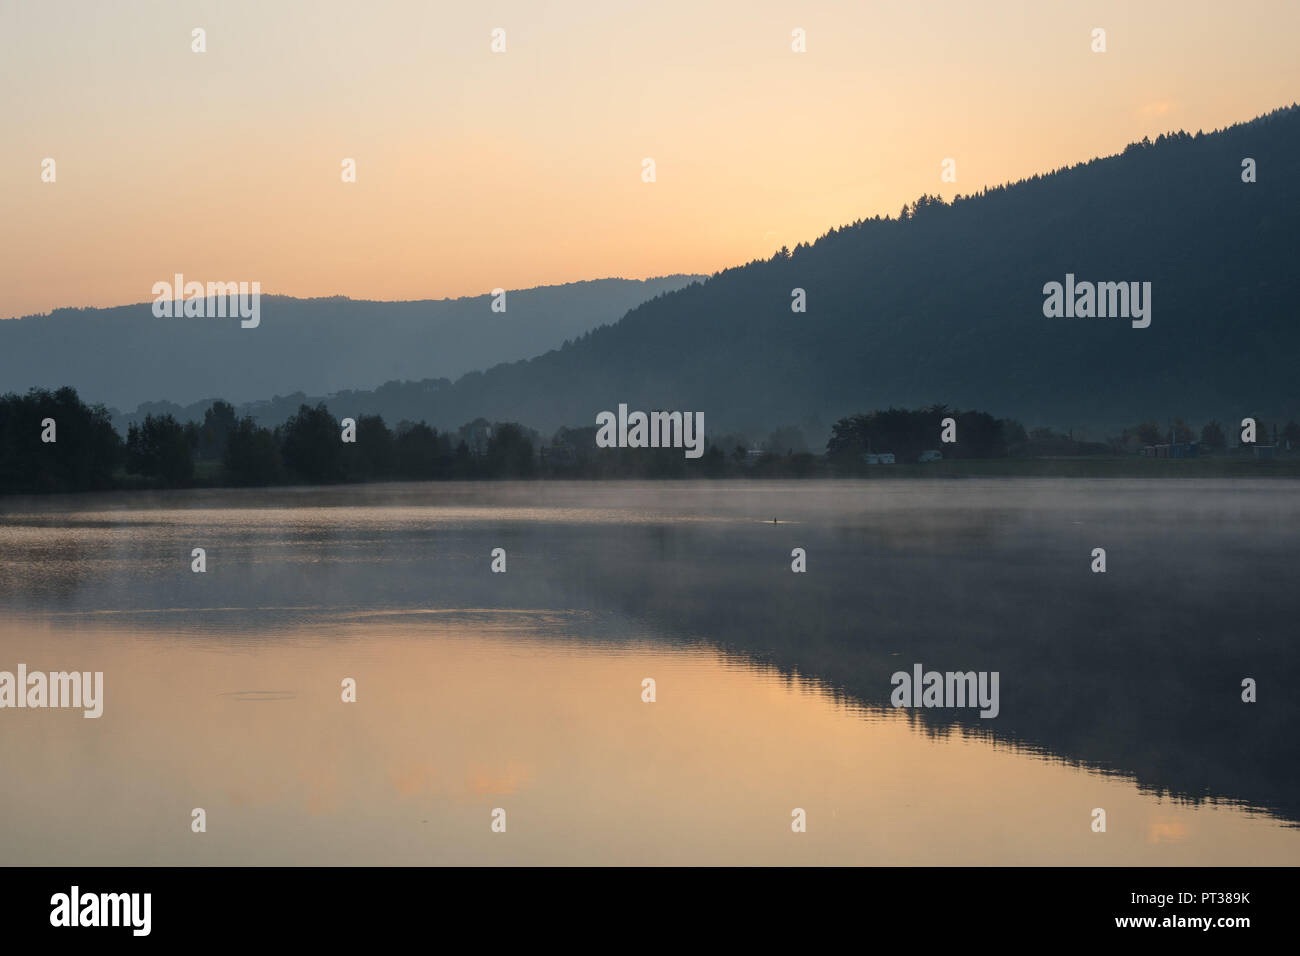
[1, 387, 1296, 495]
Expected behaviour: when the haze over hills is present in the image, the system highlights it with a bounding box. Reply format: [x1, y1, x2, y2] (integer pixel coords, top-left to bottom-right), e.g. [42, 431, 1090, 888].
[0, 276, 702, 410]
[129, 104, 1298, 440]
[14, 106, 1300, 442]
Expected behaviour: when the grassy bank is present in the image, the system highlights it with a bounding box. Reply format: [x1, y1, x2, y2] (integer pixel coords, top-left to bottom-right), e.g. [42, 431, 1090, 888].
[857, 456, 1300, 478]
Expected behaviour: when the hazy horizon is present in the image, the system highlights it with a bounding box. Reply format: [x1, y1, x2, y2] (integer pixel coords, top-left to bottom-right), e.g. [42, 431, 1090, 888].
[0, 273, 706, 321]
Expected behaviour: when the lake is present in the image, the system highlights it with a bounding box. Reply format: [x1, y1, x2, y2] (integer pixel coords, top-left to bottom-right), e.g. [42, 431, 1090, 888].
[1, 479, 1297, 865]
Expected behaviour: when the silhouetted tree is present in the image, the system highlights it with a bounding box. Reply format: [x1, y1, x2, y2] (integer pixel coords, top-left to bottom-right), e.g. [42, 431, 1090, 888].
[485, 423, 536, 478]
[393, 421, 452, 479]
[197, 400, 238, 460]
[1135, 421, 1163, 446]
[223, 416, 282, 486]
[346, 415, 395, 480]
[280, 403, 345, 484]
[0, 387, 121, 493]
[125, 414, 193, 485]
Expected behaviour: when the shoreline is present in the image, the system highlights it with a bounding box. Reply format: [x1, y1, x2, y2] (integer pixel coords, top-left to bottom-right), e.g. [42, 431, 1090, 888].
[3, 457, 1300, 504]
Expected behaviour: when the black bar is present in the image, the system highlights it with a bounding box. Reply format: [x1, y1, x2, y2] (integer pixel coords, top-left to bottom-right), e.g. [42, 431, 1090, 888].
[0, 866, 1280, 942]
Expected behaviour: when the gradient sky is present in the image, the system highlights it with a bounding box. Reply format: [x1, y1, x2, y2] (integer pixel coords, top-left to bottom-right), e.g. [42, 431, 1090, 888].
[2, 0, 1297, 318]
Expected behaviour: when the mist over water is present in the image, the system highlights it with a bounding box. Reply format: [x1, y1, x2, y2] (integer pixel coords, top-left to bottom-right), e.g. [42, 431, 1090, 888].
[1, 479, 1296, 864]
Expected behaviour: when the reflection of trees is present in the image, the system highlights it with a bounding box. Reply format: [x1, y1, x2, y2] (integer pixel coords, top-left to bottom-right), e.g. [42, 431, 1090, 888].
[557, 518, 1300, 824]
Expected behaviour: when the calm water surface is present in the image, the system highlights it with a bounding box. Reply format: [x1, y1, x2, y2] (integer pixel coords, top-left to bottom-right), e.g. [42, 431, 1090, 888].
[1, 479, 1296, 864]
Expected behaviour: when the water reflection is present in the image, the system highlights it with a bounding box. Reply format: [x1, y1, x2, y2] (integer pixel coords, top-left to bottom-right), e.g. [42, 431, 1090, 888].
[1, 480, 1297, 864]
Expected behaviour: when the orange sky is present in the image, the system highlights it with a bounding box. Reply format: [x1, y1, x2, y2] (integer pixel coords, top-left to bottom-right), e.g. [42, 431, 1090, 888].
[2, 0, 1298, 318]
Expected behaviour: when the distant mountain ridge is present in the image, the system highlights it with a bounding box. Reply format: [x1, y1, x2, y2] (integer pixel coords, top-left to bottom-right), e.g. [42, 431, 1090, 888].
[161, 103, 1297, 438]
[18, 106, 1300, 440]
[0, 276, 703, 410]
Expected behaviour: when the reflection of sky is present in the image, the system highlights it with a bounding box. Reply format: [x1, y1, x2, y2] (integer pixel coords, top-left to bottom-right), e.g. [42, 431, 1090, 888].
[1, 614, 1295, 866]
